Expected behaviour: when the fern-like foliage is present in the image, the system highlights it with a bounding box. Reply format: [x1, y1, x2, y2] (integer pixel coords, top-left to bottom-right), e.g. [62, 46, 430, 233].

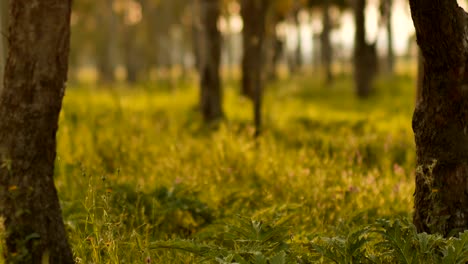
[150, 215, 293, 263]
[310, 227, 372, 263]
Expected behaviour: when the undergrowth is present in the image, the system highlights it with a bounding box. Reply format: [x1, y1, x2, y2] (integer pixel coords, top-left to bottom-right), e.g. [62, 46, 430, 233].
[42, 75, 468, 262]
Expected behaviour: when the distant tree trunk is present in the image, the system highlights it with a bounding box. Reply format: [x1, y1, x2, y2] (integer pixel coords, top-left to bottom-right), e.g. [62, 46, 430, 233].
[353, 0, 377, 98]
[385, 0, 394, 74]
[123, 25, 141, 84]
[410, 0, 468, 236]
[294, 9, 302, 71]
[0, 0, 8, 93]
[265, 14, 283, 81]
[241, 0, 268, 136]
[0, 0, 74, 262]
[196, 0, 223, 121]
[321, 1, 333, 84]
[267, 33, 283, 81]
[96, 0, 117, 83]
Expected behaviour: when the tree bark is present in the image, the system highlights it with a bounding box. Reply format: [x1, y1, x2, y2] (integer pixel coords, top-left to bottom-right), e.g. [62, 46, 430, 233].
[353, 0, 377, 98]
[0, 0, 74, 262]
[196, 0, 223, 121]
[321, 1, 333, 84]
[0, 0, 9, 94]
[241, 0, 268, 136]
[410, 0, 468, 236]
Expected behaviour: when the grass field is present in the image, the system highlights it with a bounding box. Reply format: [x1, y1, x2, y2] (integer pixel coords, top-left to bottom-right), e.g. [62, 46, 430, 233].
[49, 75, 468, 263]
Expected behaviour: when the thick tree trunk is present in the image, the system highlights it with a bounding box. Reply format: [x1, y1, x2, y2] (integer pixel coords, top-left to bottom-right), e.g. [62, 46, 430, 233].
[241, 0, 268, 136]
[410, 0, 468, 236]
[0, 0, 74, 262]
[0, 0, 8, 94]
[353, 0, 377, 98]
[321, 1, 333, 84]
[196, 0, 223, 121]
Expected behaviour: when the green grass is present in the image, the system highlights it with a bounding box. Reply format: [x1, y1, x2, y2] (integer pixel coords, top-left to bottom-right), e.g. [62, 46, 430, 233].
[51, 75, 460, 263]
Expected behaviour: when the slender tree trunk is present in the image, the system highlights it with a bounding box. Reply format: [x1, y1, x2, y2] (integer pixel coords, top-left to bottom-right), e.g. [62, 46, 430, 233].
[0, 0, 8, 94]
[0, 0, 74, 262]
[266, 32, 283, 81]
[386, 0, 394, 75]
[353, 0, 377, 98]
[321, 1, 333, 84]
[96, 0, 117, 83]
[196, 0, 223, 121]
[241, 0, 268, 136]
[410, 0, 468, 236]
[123, 25, 141, 84]
[265, 13, 283, 81]
[294, 9, 302, 72]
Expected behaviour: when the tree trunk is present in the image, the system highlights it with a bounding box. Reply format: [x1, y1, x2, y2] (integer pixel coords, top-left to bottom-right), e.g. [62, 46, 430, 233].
[96, 0, 117, 83]
[386, 0, 394, 75]
[294, 8, 302, 72]
[0, 0, 74, 262]
[321, 1, 333, 84]
[353, 0, 377, 98]
[196, 0, 223, 121]
[410, 0, 468, 236]
[241, 0, 268, 137]
[123, 24, 141, 84]
[0, 0, 9, 94]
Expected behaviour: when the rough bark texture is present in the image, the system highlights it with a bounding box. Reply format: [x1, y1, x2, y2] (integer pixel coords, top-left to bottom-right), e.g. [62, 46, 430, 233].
[353, 0, 377, 98]
[241, 0, 268, 136]
[321, 1, 333, 84]
[196, 0, 223, 121]
[0, 0, 9, 94]
[0, 0, 74, 262]
[410, 0, 468, 236]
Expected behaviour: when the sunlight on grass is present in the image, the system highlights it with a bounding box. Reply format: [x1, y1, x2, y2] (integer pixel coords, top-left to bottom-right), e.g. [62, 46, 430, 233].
[54, 76, 420, 262]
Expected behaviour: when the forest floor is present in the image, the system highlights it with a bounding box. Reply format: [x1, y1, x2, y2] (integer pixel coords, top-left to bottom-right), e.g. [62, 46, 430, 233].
[54, 75, 465, 263]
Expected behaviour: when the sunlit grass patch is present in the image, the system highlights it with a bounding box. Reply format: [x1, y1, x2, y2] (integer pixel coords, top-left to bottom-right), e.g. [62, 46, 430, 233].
[56, 75, 420, 262]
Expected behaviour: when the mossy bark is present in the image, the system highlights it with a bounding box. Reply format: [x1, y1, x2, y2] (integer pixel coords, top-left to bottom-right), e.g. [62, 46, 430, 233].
[0, 0, 74, 262]
[410, 0, 468, 236]
[0, 0, 8, 94]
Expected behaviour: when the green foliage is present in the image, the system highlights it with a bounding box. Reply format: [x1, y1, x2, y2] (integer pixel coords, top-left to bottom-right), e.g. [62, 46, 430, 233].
[151, 216, 293, 263]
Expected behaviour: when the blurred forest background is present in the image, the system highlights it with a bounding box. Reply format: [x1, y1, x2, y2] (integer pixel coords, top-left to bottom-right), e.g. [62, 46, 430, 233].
[66, 0, 418, 85]
[4, 0, 468, 263]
